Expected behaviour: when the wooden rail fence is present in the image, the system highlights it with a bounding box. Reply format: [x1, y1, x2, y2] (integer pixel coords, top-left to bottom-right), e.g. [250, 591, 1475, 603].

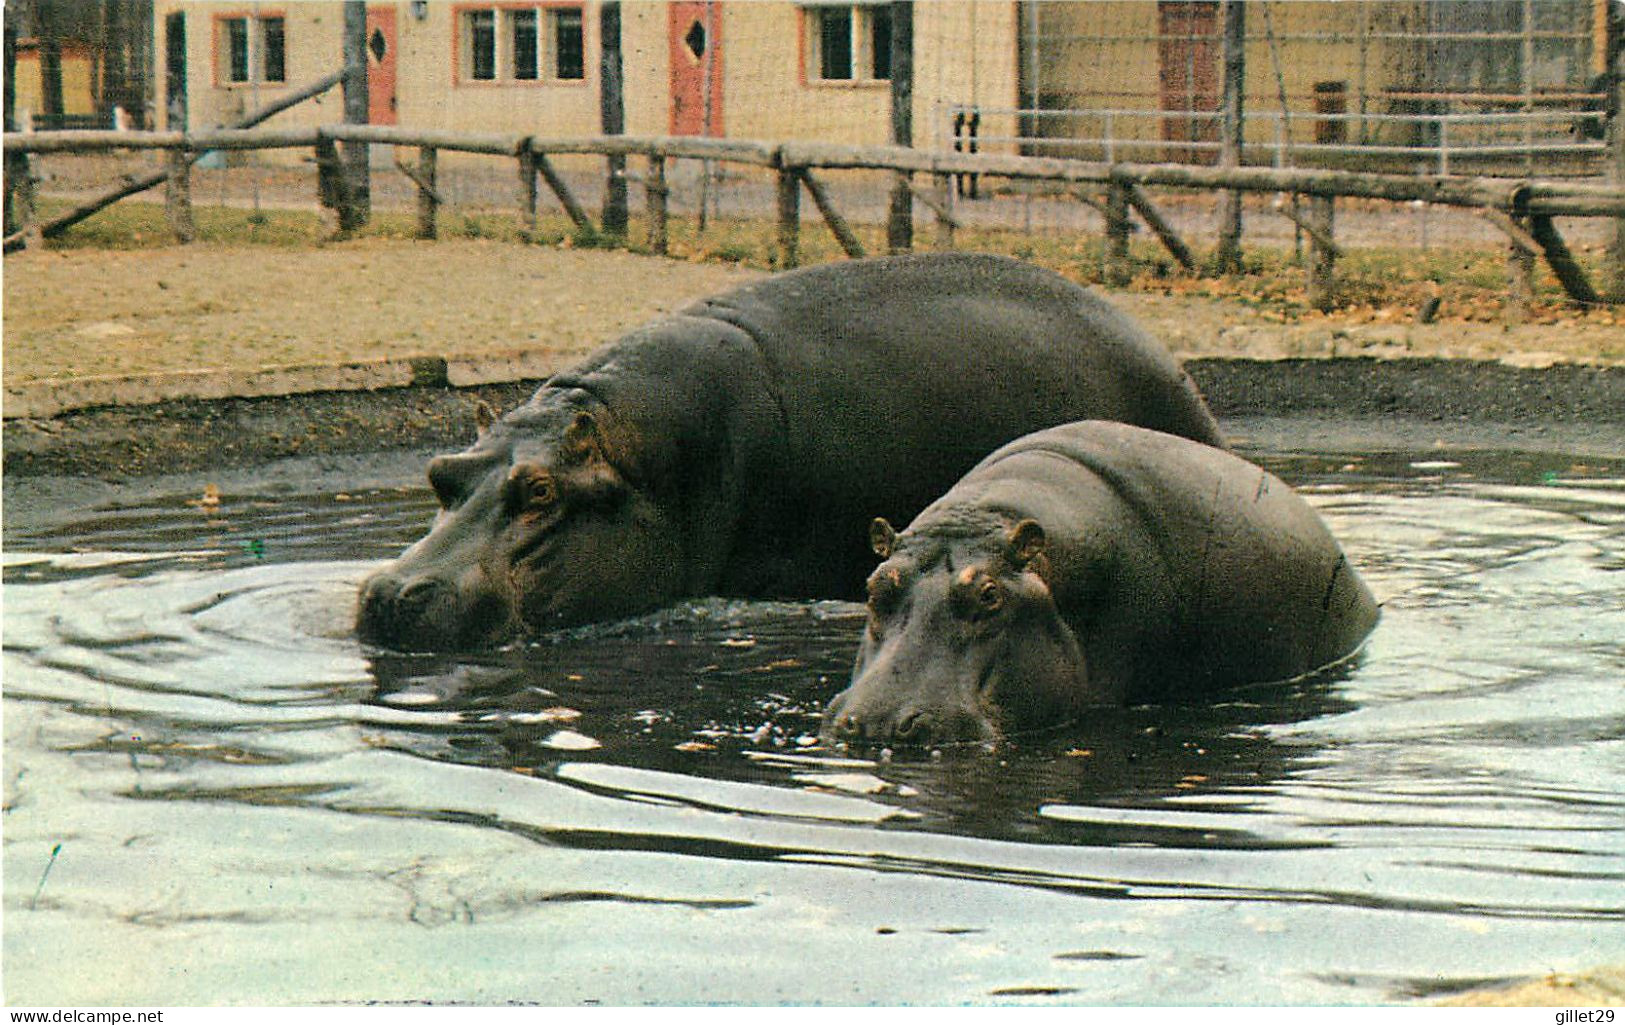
[6, 124, 1625, 314]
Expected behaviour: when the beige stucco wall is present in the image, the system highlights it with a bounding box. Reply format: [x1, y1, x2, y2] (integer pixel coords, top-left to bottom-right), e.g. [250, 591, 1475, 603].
[153, 1, 1019, 157]
[154, 2, 343, 132]
[715, 1, 1017, 148]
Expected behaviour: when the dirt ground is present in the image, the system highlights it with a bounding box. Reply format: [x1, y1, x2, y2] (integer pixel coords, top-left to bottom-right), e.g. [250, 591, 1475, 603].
[5, 239, 1623, 388]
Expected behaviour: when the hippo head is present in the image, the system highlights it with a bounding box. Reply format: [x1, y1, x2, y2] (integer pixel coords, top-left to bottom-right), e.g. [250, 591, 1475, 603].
[822, 513, 1089, 750]
[356, 397, 683, 650]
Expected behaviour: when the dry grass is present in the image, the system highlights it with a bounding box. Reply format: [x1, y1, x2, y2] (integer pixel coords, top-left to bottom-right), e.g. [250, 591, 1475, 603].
[5, 198, 1621, 387]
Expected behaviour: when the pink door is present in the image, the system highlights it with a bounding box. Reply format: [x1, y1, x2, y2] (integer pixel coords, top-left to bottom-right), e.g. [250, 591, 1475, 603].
[366, 5, 398, 126]
[669, 2, 723, 136]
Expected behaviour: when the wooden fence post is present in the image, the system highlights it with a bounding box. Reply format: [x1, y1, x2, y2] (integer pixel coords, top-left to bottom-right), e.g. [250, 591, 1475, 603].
[598, 1, 629, 238]
[1104, 180, 1131, 286]
[886, 171, 915, 254]
[1306, 194, 1338, 311]
[887, 1, 914, 254]
[645, 154, 668, 255]
[341, 1, 370, 231]
[417, 146, 438, 240]
[777, 166, 801, 269]
[518, 148, 539, 241]
[165, 145, 195, 243]
[7, 152, 40, 250]
[1124, 182, 1196, 272]
[1212, 0, 1246, 274]
[799, 168, 866, 259]
[1504, 213, 1536, 324]
[1529, 214, 1599, 305]
[1606, 18, 1625, 302]
[315, 134, 348, 225]
[933, 172, 955, 249]
[536, 154, 595, 239]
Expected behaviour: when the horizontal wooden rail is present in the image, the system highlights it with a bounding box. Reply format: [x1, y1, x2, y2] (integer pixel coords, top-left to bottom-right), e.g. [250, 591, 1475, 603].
[8, 124, 1622, 216]
[320, 123, 527, 156]
[527, 135, 779, 165]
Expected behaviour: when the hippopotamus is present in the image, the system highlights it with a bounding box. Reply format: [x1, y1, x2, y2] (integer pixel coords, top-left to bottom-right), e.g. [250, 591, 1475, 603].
[357, 253, 1225, 650]
[823, 420, 1380, 748]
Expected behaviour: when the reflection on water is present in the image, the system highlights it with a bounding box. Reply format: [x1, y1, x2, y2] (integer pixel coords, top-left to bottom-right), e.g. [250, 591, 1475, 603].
[4, 446, 1623, 1005]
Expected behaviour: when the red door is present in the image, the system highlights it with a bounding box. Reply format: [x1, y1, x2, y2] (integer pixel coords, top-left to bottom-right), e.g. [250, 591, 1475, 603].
[1157, 2, 1219, 164]
[366, 5, 397, 126]
[669, 2, 723, 136]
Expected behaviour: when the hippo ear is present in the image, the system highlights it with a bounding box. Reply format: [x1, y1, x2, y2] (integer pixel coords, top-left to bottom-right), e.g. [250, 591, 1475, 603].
[1007, 519, 1047, 569]
[474, 400, 498, 438]
[869, 518, 897, 559]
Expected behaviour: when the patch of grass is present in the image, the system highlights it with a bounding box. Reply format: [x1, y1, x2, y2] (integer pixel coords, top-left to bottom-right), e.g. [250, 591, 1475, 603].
[26, 195, 1617, 328]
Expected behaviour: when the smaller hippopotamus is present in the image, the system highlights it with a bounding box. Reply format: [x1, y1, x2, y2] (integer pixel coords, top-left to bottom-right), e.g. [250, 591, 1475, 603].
[823, 421, 1380, 748]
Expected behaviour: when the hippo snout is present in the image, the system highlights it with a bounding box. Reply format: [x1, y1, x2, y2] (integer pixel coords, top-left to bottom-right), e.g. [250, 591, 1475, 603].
[356, 568, 506, 651]
[822, 688, 997, 749]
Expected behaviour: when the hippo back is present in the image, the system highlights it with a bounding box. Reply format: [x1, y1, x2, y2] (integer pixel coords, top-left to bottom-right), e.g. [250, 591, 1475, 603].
[681, 254, 1225, 599]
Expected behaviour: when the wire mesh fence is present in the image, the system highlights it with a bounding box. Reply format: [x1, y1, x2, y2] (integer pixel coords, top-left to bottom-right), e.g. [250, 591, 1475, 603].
[1002, 0, 1610, 176]
[8, 0, 1621, 302]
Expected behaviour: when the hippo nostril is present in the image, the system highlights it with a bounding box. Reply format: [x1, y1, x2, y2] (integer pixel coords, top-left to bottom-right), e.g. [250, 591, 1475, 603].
[396, 578, 447, 615]
[893, 709, 932, 745]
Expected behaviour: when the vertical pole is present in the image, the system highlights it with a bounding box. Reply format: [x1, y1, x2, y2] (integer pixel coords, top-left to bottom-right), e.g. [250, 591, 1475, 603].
[417, 146, 438, 240]
[934, 172, 955, 249]
[1025, 1, 1040, 142]
[518, 148, 539, 241]
[646, 154, 669, 255]
[1606, 4, 1625, 301]
[4, 19, 20, 238]
[1306, 194, 1337, 312]
[166, 146, 196, 243]
[341, 0, 370, 231]
[1212, 0, 1246, 273]
[1105, 180, 1131, 287]
[1504, 219, 1535, 324]
[38, 2, 64, 127]
[777, 166, 801, 269]
[887, 1, 914, 254]
[316, 135, 347, 216]
[599, 1, 629, 238]
[1521, 0, 1535, 177]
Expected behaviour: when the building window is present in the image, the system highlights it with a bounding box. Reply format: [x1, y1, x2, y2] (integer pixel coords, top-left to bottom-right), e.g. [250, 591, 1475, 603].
[807, 5, 891, 83]
[468, 9, 496, 80]
[552, 8, 585, 81]
[461, 6, 585, 83]
[262, 17, 286, 82]
[511, 10, 539, 80]
[220, 15, 286, 85]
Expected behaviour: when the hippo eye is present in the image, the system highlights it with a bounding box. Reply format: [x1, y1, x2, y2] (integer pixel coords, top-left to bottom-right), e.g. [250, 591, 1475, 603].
[525, 475, 560, 511]
[507, 466, 561, 516]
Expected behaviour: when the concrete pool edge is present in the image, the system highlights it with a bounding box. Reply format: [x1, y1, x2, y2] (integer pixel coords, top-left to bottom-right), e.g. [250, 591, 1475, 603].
[3, 356, 1622, 480]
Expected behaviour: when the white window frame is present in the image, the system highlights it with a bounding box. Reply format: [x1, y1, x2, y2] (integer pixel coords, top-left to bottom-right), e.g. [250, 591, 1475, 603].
[219, 14, 286, 86]
[460, 6, 586, 84]
[805, 3, 891, 84]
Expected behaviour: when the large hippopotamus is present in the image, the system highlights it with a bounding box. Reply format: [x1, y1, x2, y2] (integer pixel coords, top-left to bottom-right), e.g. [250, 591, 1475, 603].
[823, 421, 1380, 748]
[357, 253, 1225, 649]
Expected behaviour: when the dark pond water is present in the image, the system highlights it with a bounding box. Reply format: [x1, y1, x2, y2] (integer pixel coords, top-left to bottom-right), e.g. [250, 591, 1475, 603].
[4, 442, 1623, 1005]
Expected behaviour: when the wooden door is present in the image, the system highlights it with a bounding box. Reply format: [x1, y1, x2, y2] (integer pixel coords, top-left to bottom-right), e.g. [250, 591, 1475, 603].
[366, 5, 397, 126]
[1157, 1, 1219, 164]
[669, 2, 723, 136]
